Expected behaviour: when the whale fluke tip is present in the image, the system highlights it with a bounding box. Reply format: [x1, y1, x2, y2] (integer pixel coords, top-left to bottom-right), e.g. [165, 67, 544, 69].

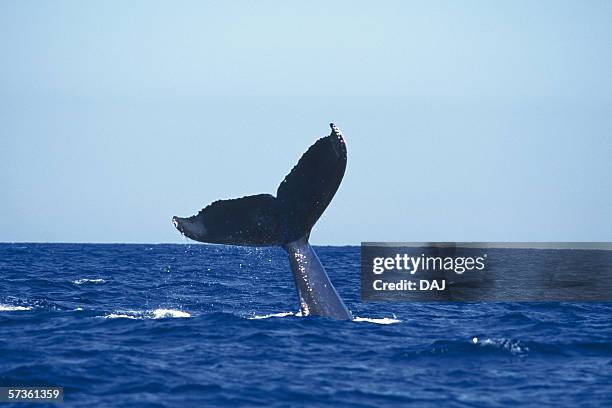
[329, 123, 343, 138]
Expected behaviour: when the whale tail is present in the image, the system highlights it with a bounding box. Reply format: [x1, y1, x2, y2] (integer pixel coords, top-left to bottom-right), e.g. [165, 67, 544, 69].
[173, 123, 351, 320]
[172, 123, 347, 246]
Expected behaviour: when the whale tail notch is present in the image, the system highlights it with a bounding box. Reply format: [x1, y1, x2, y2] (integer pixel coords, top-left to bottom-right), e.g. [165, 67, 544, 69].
[172, 123, 347, 246]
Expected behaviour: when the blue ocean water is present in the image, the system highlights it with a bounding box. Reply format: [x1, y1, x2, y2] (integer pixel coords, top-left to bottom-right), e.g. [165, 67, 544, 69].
[0, 243, 611, 407]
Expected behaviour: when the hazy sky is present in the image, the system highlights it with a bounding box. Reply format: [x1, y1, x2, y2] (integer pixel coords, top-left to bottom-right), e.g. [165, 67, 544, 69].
[1, 1, 611, 244]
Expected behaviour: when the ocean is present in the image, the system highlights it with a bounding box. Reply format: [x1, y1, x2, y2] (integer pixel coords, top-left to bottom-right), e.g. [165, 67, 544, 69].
[0, 243, 611, 407]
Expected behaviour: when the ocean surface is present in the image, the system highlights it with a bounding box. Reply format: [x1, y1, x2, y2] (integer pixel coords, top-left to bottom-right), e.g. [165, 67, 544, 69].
[0, 243, 611, 407]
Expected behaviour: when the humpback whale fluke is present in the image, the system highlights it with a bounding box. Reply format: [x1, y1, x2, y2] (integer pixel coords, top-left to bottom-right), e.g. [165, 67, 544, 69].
[173, 123, 351, 320]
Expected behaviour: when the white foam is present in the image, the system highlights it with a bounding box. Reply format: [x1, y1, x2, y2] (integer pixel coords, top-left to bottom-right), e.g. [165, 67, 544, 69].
[353, 316, 402, 325]
[0, 304, 32, 312]
[104, 313, 138, 319]
[249, 312, 295, 320]
[152, 309, 191, 319]
[74, 278, 106, 285]
[101, 309, 190, 320]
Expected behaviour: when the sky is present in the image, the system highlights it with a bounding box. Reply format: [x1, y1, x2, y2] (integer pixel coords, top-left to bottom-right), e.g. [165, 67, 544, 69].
[1, 1, 611, 244]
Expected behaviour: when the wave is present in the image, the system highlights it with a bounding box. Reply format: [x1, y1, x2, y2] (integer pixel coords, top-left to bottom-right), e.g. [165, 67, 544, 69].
[472, 337, 529, 354]
[102, 309, 191, 320]
[247, 311, 401, 324]
[0, 304, 33, 312]
[74, 278, 106, 285]
[105, 313, 138, 320]
[353, 316, 402, 325]
[424, 337, 531, 357]
[152, 309, 191, 319]
[248, 312, 296, 320]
